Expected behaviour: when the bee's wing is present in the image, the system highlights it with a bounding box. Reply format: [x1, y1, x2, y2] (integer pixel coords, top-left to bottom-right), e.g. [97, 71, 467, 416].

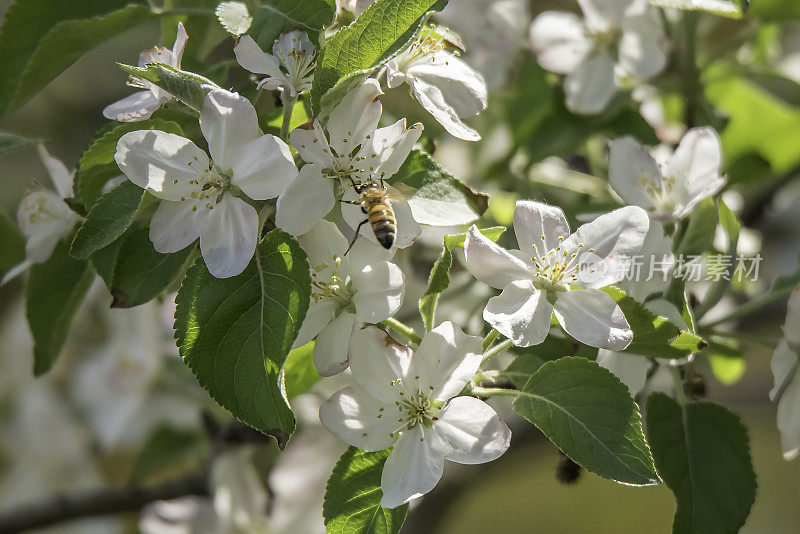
[387, 182, 415, 202]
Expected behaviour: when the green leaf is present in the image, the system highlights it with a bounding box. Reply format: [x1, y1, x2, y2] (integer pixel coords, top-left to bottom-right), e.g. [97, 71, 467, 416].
[100, 227, 196, 308]
[312, 0, 447, 113]
[248, 0, 334, 52]
[646, 393, 757, 534]
[26, 241, 94, 375]
[215, 1, 252, 37]
[512, 356, 658, 486]
[119, 63, 220, 113]
[130, 425, 210, 485]
[706, 339, 746, 385]
[283, 341, 322, 399]
[174, 230, 311, 447]
[0, 131, 38, 156]
[0, 209, 25, 272]
[604, 286, 707, 359]
[70, 182, 153, 260]
[419, 226, 504, 330]
[707, 73, 800, 174]
[0, 0, 157, 114]
[502, 353, 545, 389]
[73, 119, 183, 209]
[649, 0, 744, 18]
[324, 446, 408, 534]
[675, 198, 718, 256]
[391, 149, 488, 226]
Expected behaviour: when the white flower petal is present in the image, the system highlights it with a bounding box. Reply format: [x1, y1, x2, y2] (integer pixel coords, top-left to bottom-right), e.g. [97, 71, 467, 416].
[667, 127, 725, 216]
[290, 119, 334, 167]
[596, 349, 651, 396]
[380, 426, 444, 508]
[149, 199, 206, 254]
[484, 280, 553, 347]
[234, 35, 284, 76]
[319, 385, 402, 451]
[608, 137, 659, 210]
[771, 340, 798, 401]
[297, 219, 349, 266]
[115, 130, 208, 199]
[616, 221, 674, 301]
[384, 60, 407, 88]
[409, 322, 483, 401]
[618, 16, 667, 80]
[777, 372, 800, 460]
[463, 225, 533, 289]
[356, 119, 423, 180]
[409, 78, 481, 141]
[313, 312, 356, 376]
[327, 79, 383, 156]
[352, 261, 405, 323]
[435, 396, 511, 464]
[293, 299, 338, 348]
[406, 53, 488, 118]
[200, 89, 260, 171]
[566, 205, 650, 288]
[231, 134, 297, 200]
[199, 194, 258, 278]
[348, 326, 413, 403]
[171, 22, 189, 67]
[275, 163, 335, 236]
[513, 200, 571, 256]
[578, 0, 641, 31]
[529, 11, 591, 74]
[554, 288, 632, 350]
[103, 91, 162, 122]
[37, 145, 73, 198]
[565, 52, 617, 115]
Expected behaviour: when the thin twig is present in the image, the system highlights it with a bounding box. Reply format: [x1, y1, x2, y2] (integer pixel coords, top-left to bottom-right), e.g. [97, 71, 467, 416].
[0, 472, 208, 534]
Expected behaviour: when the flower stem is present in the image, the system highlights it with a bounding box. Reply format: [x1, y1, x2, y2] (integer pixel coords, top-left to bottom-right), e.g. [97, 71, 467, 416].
[481, 329, 500, 351]
[703, 285, 795, 328]
[481, 338, 513, 364]
[280, 91, 297, 141]
[669, 366, 689, 405]
[379, 317, 422, 346]
[469, 386, 519, 398]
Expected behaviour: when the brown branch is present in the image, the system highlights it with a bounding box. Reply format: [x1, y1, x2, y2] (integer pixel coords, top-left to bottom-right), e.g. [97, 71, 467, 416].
[0, 472, 208, 534]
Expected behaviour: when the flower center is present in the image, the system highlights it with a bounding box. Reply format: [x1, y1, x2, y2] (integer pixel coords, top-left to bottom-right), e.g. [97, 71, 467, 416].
[389, 379, 441, 431]
[638, 173, 678, 215]
[588, 26, 622, 56]
[311, 255, 354, 308]
[396, 25, 455, 70]
[530, 235, 592, 291]
[270, 35, 315, 92]
[173, 163, 231, 212]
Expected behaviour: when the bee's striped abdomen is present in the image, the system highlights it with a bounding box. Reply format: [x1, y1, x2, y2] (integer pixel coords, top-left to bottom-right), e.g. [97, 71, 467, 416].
[365, 197, 396, 249]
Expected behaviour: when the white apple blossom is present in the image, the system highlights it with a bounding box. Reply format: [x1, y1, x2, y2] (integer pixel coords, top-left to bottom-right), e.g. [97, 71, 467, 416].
[770, 285, 800, 460]
[104, 23, 188, 122]
[608, 127, 726, 221]
[336, 0, 374, 17]
[529, 0, 667, 115]
[276, 79, 422, 247]
[293, 220, 404, 376]
[320, 323, 510, 508]
[385, 26, 488, 141]
[2, 145, 81, 285]
[463, 200, 649, 349]
[115, 89, 297, 278]
[234, 30, 315, 97]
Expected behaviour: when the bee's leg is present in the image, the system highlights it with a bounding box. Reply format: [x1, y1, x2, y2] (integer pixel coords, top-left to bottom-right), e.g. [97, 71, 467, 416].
[345, 219, 369, 255]
[340, 200, 361, 204]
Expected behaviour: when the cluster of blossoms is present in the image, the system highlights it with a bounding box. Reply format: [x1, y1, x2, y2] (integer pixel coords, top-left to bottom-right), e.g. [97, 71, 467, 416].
[6, 0, 799, 529]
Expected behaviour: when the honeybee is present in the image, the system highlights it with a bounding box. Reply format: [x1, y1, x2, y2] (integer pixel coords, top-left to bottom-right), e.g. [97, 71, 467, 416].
[344, 178, 396, 254]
